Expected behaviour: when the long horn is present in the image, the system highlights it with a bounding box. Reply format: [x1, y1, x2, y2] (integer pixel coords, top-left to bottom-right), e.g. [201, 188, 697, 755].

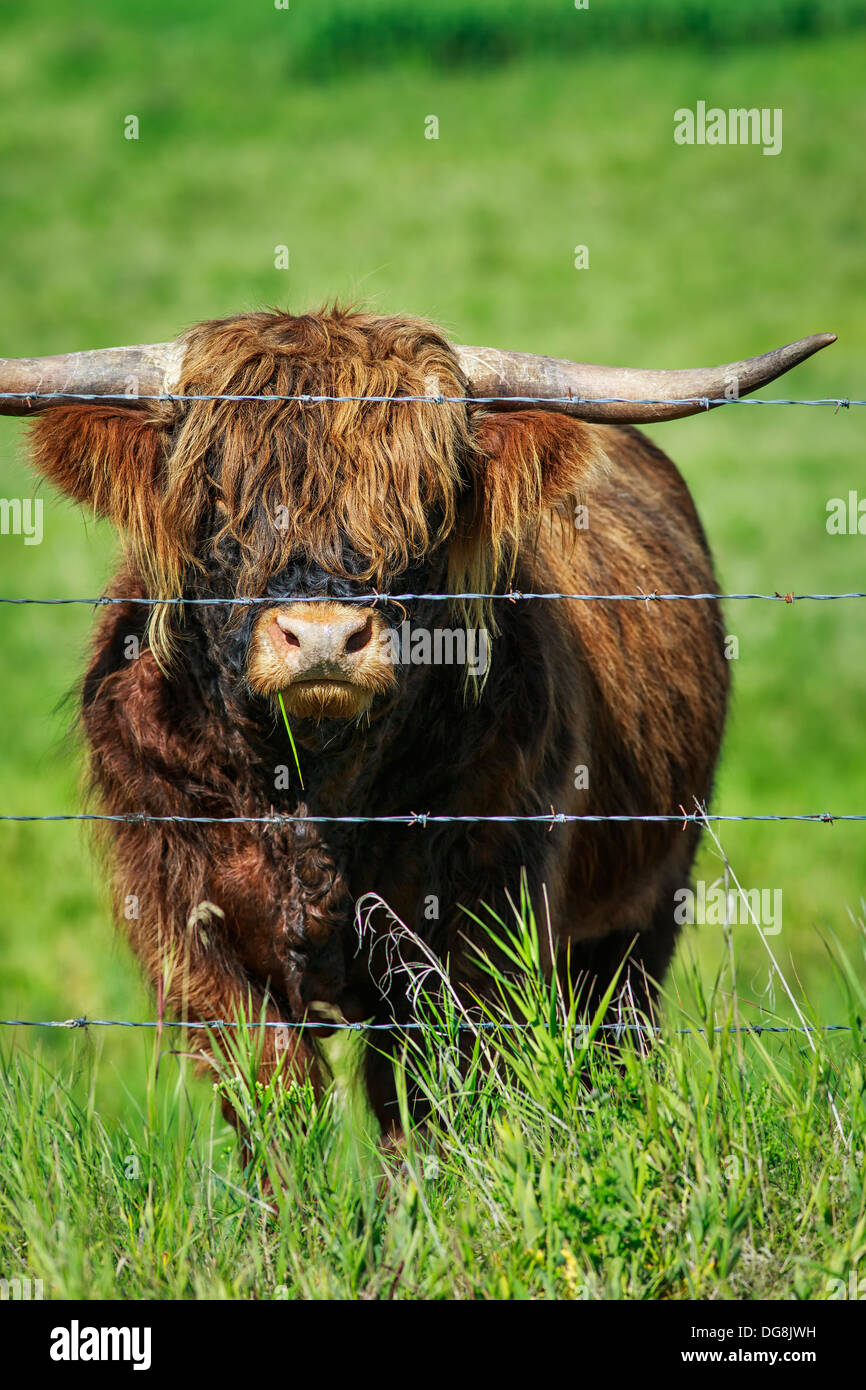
[454, 333, 837, 422]
[0, 342, 184, 416]
[0, 331, 837, 421]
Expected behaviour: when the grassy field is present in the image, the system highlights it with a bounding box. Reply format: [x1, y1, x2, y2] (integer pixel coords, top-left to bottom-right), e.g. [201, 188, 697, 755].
[0, 1, 864, 1298]
[2, 905, 865, 1300]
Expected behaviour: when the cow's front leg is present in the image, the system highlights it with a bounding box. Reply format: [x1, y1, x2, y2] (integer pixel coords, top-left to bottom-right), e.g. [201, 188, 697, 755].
[114, 836, 326, 1160]
[147, 938, 324, 1147]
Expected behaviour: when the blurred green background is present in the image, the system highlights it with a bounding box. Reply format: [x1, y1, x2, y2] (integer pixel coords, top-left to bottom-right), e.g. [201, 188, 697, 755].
[0, 0, 864, 1108]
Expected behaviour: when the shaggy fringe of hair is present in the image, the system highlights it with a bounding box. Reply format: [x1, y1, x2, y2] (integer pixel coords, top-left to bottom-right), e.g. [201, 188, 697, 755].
[28, 307, 606, 687]
[159, 307, 479, 665]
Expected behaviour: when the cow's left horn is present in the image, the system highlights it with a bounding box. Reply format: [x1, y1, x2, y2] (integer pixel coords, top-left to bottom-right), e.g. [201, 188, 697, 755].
[454, 333, 837, 423]
[0, 342, 184, 415]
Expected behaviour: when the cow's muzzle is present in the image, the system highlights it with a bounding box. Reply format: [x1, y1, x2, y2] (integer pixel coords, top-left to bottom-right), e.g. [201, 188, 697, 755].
[247, 600, 397, 719]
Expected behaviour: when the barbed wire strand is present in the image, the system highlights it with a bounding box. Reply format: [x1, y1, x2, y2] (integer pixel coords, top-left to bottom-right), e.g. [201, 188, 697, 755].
[0, 1016, 854, 1036]
[0, 391, 862, 408]
[0, 592, 864, 606]
[0, 811, 862, 825]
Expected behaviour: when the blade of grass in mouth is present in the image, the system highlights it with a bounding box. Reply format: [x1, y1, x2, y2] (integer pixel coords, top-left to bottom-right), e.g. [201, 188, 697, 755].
[277, 690, 305, 790]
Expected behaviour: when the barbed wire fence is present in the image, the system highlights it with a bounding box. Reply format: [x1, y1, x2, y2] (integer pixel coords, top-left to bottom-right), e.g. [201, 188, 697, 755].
[0, 1018, 856, 1036]
[0, 392, 864, 407]
[1, 387, 863, 1041]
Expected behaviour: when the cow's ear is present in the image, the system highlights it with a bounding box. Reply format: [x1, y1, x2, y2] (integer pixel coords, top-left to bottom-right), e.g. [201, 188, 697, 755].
[28, 403, 170, 532]
[468, 409, 606, 551]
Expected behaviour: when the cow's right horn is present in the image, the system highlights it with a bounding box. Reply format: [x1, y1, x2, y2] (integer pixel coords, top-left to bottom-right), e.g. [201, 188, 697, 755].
[0, 342, 184, 416]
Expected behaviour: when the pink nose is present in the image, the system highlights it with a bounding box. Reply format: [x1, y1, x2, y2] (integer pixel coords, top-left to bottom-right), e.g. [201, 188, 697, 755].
[274, 608, 374, 680]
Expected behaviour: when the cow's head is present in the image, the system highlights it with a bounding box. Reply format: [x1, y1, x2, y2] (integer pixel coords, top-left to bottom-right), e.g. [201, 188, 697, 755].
[3, 310, 834, 722]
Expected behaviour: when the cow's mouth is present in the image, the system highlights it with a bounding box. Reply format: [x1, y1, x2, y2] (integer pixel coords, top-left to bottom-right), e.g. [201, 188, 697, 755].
[279, 678, 375, 721]
[293, 678, 354, 687]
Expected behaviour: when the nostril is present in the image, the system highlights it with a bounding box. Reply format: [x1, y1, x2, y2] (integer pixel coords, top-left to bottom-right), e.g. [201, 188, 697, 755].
[345, 614, 373, 654]
[270, 607, 374, 664]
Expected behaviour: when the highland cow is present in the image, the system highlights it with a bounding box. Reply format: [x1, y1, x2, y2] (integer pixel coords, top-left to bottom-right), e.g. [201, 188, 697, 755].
[0, 310, 834, 1138]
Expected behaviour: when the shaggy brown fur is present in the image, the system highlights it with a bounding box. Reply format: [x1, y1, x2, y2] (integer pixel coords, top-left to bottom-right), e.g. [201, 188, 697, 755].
[28, 307, 728, 1137]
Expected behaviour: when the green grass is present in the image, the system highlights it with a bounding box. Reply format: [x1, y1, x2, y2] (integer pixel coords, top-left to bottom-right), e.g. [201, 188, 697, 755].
[288, 0, 866, 77]
[0, 3, 864, 1297]
[2, 895, 865, 1300]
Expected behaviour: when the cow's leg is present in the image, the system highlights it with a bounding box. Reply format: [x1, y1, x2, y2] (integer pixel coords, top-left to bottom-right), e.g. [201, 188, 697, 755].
[207, 1024, 323, 1175]
[558, 886, 683, 1037]
[155, 961, 323, 1145]
[362, 1011, 442, 1147]
[363, 1027, 404, 1142]
[115, 851, 325, 1161]
[363, 1026, 448, 1201]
